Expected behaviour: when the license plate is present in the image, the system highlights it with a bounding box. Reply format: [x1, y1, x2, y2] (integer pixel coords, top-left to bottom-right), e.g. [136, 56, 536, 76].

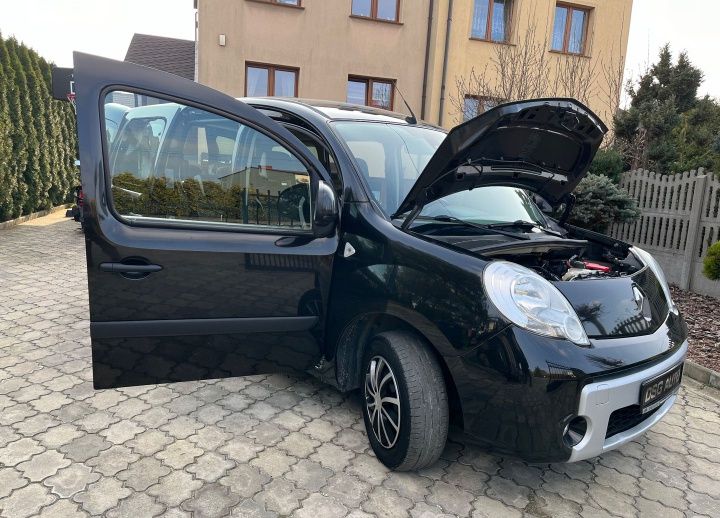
[640, 363, 683, 414]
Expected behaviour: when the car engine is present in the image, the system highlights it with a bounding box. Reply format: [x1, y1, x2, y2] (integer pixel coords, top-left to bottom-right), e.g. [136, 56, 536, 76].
[482, 238, 643, 282]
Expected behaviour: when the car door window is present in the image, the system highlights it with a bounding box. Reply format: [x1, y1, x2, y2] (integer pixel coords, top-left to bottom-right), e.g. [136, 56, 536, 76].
[105, 90, 312, 230]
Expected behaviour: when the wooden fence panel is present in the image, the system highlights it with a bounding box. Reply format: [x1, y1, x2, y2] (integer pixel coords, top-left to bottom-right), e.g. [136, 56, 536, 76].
[609, 168, 720, 298]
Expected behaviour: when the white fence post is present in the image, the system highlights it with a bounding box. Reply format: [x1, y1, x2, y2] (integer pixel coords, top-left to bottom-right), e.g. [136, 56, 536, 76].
[680, 172, 708, 290]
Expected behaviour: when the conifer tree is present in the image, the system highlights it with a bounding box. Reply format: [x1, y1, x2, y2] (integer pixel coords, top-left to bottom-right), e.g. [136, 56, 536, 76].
[8, 39, 41, 214]
[39, 58, 64, 205]
[0, 57, 15, 220]
[0, 34, 79, 220]
[0, 36, 28, 217]
[22, 45, 52, 210]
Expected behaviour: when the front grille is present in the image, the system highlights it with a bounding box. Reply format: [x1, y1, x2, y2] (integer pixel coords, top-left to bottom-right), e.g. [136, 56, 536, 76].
[605, 404, 662, 439]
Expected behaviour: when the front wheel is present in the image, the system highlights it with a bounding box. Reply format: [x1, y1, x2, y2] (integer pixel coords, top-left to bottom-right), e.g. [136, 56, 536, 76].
[362, 331, 449, 471]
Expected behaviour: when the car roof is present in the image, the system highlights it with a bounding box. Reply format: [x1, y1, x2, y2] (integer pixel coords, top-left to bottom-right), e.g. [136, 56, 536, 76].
[113, 97, 443, 132]
[240, 97, 443, 129]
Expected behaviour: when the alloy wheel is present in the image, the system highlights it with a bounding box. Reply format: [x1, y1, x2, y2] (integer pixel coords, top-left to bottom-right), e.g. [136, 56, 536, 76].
[365, 355, 401, 448]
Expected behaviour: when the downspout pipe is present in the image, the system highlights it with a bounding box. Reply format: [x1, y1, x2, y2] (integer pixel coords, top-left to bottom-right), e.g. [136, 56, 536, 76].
[420, 0, 435, 120]
[438, 0, 453, 126]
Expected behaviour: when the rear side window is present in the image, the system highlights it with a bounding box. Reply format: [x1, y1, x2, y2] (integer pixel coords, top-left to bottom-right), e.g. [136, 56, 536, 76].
[104, 91, 312, 231]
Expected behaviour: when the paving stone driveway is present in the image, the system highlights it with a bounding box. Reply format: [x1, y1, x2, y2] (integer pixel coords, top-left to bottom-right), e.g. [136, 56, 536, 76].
[1, 217, 719, 518]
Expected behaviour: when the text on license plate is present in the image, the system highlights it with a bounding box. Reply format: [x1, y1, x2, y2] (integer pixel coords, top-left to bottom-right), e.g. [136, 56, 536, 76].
[640, 363, 683, 414]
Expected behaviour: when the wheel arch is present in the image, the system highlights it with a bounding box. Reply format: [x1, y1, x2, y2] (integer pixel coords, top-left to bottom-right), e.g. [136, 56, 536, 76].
[333, 308, 464, 429]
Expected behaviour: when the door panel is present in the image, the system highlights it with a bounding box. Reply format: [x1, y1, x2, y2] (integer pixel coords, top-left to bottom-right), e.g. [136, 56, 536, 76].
[91, 333, 321, 389]
[75, 53, 337, 388]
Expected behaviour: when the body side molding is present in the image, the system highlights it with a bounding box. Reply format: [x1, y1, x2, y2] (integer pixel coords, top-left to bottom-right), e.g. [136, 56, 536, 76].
[91, 316, 319, 338]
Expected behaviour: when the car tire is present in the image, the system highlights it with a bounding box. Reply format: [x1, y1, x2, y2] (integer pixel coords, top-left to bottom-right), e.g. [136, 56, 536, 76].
[361, 331, 449, 471]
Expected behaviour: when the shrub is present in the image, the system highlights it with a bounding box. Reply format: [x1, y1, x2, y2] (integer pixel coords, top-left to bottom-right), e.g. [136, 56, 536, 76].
[569, 173, 640, 232]
[703, 241, 720, 280]
[0, 34, 77, 222]
[589, 148, 624, 183]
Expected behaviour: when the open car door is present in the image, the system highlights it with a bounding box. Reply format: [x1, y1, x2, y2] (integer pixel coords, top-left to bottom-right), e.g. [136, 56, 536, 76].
[73, 53, 338, 388]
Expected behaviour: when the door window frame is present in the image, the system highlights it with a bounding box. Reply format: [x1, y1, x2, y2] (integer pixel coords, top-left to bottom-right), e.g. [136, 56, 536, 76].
[99, 85, 321, 236]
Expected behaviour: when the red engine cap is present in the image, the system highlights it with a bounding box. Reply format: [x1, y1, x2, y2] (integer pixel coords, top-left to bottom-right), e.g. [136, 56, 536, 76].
[582, 261, 610, 272]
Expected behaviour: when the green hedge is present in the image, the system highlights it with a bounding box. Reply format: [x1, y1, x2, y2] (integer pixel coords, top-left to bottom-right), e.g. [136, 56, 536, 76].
[0, 34, 77, 222]
[704, 241, 720, 280]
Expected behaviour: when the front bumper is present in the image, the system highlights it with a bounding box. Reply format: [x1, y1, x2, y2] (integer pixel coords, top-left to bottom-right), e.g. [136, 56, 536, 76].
[454, 313, 688, 463]
[568, 339, 688, 462]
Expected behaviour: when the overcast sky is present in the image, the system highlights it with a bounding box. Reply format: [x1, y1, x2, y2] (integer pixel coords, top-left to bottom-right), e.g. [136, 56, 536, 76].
[1, 0, 196, 67]
[624, 0, 720, 101]
[1, 0, 718, 103]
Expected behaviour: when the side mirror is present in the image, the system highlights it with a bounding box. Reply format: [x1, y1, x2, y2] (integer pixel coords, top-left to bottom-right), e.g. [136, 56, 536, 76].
[313, 181, 338, 238]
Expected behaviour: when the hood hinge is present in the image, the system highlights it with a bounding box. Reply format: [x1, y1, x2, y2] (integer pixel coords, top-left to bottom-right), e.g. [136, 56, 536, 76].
[558, 193, 576, 227]
[399, 203, 424, 230]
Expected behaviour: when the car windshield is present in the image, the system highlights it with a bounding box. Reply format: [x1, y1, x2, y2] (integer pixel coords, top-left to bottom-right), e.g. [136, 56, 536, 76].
[332, 120, 547, 226]
[332, 121, 445, 214]
[420, 187, 547, 226]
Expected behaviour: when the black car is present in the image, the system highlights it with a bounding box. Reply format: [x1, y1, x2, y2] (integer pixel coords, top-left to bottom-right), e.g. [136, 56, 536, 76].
[70, 53, 687, 471]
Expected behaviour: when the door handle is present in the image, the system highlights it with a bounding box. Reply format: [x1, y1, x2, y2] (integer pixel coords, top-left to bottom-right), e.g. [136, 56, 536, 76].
[99, 262, 163, 274]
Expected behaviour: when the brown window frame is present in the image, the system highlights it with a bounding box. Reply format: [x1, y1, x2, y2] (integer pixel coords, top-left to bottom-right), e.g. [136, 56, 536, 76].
[551, 3, 591, 55]
[350, 0, 401, 23]
[246, 0, 303, 8]
[470, 0, 513, 43]
[347, 76, 396, 110]
[245, 62, 300, 97]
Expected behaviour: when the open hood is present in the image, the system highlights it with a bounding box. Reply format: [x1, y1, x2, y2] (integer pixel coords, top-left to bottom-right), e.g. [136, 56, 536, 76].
[394, 98, 607, 218]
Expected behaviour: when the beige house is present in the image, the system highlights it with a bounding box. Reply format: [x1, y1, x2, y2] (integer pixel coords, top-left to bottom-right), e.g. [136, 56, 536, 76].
[195, 0, 632, 128]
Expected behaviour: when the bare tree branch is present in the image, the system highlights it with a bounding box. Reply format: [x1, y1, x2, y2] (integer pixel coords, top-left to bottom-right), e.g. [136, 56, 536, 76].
[451, 8, 628, 134]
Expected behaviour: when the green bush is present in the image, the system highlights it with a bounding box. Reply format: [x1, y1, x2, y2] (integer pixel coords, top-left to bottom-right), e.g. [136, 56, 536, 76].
[703, 241, 720, 280]
[589, 148, 624, 183]
[0, 34, 77, 222]
[569, 173, 640, 232]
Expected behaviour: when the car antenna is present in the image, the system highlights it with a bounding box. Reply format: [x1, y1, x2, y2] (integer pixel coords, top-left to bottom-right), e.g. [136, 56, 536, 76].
[395, 84, 418, 124]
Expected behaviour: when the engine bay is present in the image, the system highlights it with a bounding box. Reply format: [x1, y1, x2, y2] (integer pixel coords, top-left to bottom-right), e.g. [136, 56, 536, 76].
[422, 227, 644, 281]
[486, 241, 642, 281]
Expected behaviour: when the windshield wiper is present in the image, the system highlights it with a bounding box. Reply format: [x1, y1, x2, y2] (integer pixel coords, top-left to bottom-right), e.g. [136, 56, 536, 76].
[427, 215, 530, 240]
[487, 220, 563, 237]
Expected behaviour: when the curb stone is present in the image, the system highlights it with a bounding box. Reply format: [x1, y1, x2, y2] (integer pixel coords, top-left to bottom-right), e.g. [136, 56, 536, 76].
[684, 360, 720, 391]
[0, 204, 73, 230]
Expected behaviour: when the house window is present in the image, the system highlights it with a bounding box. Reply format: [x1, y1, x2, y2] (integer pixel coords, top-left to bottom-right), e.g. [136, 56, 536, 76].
[351, 0, 400, 22]
[551, 4, 590, 54]
[471, 0, 512, 42]
[463, 96, 498, 121]
[347, 77, 395, 110]
[245, 63, 299, 97]
[252, 0, 301, 5]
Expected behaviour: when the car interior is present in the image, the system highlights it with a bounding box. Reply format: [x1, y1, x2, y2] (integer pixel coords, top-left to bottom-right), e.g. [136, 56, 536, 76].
[106, 97, 343, 229]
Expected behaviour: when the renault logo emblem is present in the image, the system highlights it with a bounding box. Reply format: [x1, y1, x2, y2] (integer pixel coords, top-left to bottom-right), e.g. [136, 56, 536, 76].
[632, 285, 645, 311]
[633, 285, 653, 322]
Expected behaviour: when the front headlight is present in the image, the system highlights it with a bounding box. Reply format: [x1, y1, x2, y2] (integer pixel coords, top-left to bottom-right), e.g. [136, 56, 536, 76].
[484, 261, 590, 345]
[631, 247, 678, 314]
